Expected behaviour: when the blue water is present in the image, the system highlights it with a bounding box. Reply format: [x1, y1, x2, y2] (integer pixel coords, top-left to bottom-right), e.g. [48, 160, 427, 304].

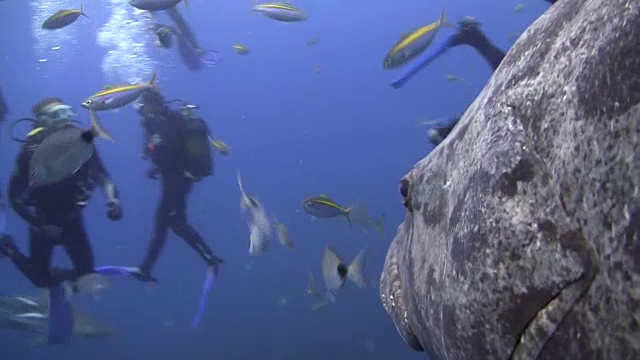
[0, 1, 549, 359]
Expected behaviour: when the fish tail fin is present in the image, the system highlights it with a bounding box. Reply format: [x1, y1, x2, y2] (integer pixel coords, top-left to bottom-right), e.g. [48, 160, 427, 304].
[347, 247, 368, 288]
[80, 3, 88, 18]
[344, 211, 353, 227]
[90, 108, 114, 142]
[439, 8, 453, 28]
[148, 72, 159, 89]
[374, 215, 385, 238]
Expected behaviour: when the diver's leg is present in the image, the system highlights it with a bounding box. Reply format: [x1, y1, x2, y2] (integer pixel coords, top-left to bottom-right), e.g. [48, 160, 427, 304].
[138, 182, 172, 276]
[60, 217, 94, 282]
[448, 18, 506, 71]
[170, 179, 224, 268]
[0, 230, 55, 288]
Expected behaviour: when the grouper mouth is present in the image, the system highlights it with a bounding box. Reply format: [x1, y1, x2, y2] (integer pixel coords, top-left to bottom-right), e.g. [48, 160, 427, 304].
[380, 232, 424, 352]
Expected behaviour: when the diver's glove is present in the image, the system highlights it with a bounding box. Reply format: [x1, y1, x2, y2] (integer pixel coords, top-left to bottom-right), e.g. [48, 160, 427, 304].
[0, 234, 18, 258]
[106, 200, 123, 221]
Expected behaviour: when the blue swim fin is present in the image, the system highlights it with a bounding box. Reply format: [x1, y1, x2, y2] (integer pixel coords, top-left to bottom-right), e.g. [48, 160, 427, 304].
[190, 267, 217, 329]
[391, 29, 456, 89]
[95, 265, 158, 282]
[94, 265, 138, 277]
[47, 284, 73, 346]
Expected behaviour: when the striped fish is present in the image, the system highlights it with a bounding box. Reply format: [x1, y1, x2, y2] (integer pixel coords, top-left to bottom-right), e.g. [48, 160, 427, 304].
[252, 3, 308, 22]
[383, 8, 450, 70]
[42, 4, 88, 30]
[82, 73, 158, 111]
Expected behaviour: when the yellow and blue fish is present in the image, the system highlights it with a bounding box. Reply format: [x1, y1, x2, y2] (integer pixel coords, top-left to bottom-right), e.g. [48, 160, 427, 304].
[252, 3, 308, 22]
[383, 8, 450, 70]
[42, 4, 88, 30]
[82, 73, 158, 111]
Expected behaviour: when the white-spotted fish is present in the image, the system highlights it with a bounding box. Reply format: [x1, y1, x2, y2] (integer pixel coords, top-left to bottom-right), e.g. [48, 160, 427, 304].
[321, 246, 368, 303]
[82, 73, 158, 111]
[252, 3, 308, 22]
[383, 8, 450, 69]
[42, 4, 88, 30]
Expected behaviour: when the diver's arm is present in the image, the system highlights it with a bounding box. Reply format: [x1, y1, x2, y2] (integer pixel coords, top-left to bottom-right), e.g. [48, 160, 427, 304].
[88, 153, 119, 205]
[469, 34, 505, 71]
[0, 85, 8, 126]
[8, 148, 41, 228]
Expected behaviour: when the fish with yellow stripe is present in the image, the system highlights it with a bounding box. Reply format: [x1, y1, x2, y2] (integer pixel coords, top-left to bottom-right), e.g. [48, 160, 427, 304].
[82, 73, 158, 111]
[383, 8, 451, 70]
[252, 2, 308, 22]
[42, 4, 88, 30]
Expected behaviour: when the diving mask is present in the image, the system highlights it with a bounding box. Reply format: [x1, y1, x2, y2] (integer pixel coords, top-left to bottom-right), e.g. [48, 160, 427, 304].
[38, 104, 76, 125]
[181, 104, 200, 118]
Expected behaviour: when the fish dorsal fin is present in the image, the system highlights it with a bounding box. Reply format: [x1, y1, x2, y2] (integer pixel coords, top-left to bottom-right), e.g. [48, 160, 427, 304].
[318, 194, 331, 199]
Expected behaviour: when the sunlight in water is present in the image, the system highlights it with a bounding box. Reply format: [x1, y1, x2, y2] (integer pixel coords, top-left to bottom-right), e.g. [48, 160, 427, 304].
[29, 0, 78, 65]
[96, 0, 157, 84]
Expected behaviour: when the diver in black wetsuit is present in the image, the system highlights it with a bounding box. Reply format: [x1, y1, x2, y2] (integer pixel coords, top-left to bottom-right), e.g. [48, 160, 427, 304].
[425, 0, 559, 145]
[425, 17, 507, 146]
[0, 97, 123, 288]
[0, 85, 8, 239]
[128, 90, 224, 282]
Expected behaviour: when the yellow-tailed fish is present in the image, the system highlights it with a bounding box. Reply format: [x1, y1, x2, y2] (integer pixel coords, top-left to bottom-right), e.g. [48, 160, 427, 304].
[252, 3, 308, 22]
[209, 137, 230, 156]
[383, 8, 451, 70]
[42, 4, 88, 30]
[302, 195, 353, 226]
[232, 44, 250, 55]
[82, 73, 158, 111]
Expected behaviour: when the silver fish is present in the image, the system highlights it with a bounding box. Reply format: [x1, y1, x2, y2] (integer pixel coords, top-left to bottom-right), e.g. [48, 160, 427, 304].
[321, 246, 368, 303]
[237, 172, 272, 255]
[129, 0, 188, 11]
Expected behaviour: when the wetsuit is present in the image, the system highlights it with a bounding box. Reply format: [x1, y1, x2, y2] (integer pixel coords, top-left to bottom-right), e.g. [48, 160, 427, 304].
[3, 124, 121, 288]
[137, 107, 222, 279]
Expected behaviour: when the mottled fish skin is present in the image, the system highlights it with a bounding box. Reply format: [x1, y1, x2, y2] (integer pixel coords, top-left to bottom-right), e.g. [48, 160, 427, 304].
[252, 3, 308, 22]
[42, 7, 87, 30]
[129, 0, 185, 11]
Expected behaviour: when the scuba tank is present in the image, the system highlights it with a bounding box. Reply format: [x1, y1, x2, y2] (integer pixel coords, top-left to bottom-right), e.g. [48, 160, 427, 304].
[167, 100, 213, 179]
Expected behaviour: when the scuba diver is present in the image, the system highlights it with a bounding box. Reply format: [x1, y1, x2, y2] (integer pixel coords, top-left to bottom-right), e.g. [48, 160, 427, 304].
[0, 85, 8, 239]
[394, 17, 507, 146]
[94, 91, 228, 328]
[151, 7, 220, 70]
[126, 90, 226, 283]
[396, 0, 558, 145]
[0, 97, 123, 289]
